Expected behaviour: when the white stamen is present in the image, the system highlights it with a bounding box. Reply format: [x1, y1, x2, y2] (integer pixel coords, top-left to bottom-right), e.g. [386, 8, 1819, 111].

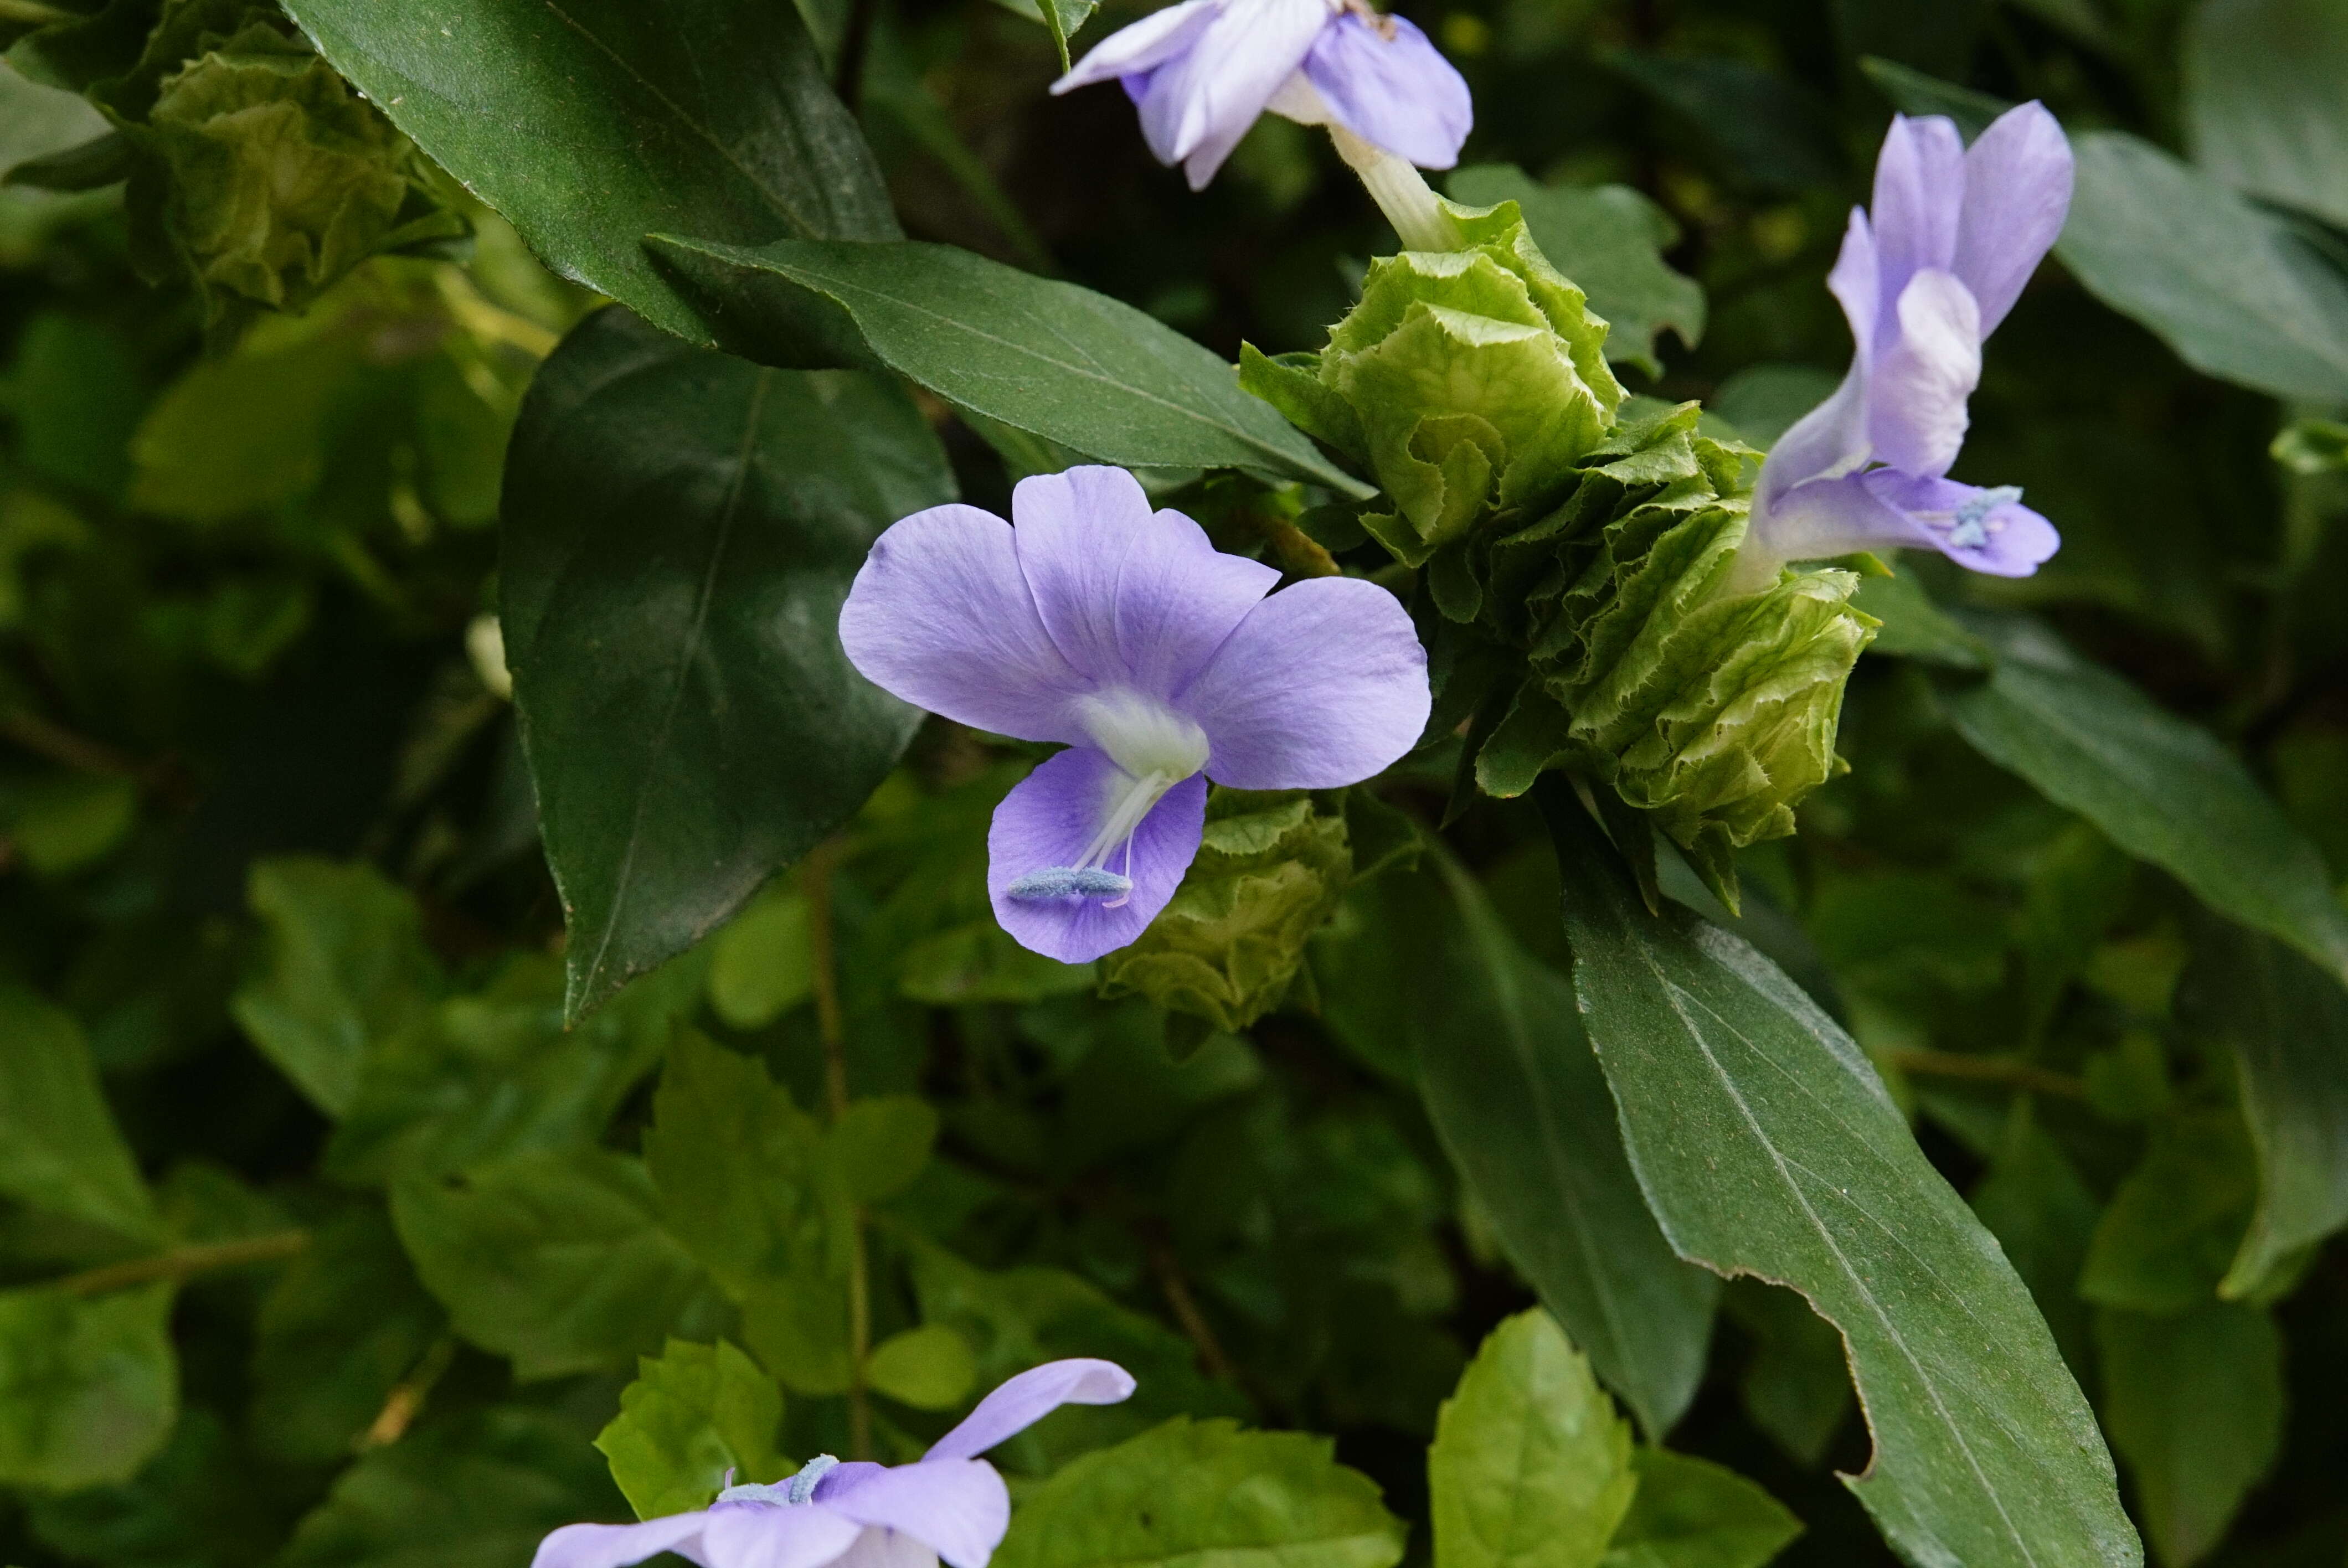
[1006, 692, 1209, 907]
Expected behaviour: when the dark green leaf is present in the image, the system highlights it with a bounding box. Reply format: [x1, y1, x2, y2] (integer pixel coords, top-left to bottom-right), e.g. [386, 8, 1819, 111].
[595, 1337, 787, 1520]
[230, 857, 442, 1121]
[391, 1147, 712, 1381]
[1606, 53, 1840, 193]
[1601, 1448, 1803, 1568]
[1968, 1115, 2099, 1374]
[1542, 785, 2137, 1568]
[2096, 1303, 2284, 1568]
[502, 307, 950, 1018]
[0, 984, 160, 1241]
[25, 1407, 285, 1568]
[1944, 620, 2348, 988]
[249, 1205, 445, 1463]
[1405, 857, 1718, 1440]
[2180, 916, 2348, 1297]
[645, 235, 1375, 496]
[0, 1283, 177, 1490]
[3, 128, 128, 190]
[1447, 166, 1706, 376]
[2184, 0, 2348, 230]
[992, 1417, 1405, 1568]
[1720, 1281, 1851, 1469]
[2078, 1112, 2256, 1314]
[276, 1408, 627, 1568]
[1429, 1309, 1637, 1568]
[278, 0, 898, 341]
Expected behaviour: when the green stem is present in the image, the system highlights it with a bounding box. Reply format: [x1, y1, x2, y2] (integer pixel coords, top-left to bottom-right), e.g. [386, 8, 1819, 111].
[1886, 1048, 2085, 1100]
[1328, 125, 1460, 252]
[60, 1230, 310, 1296]
[805, 838, 873, 1461]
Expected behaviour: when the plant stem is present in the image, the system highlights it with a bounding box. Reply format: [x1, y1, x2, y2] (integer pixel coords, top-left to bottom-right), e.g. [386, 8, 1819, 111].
[359, 1337, 456, 1449]
[1886, 1048, 2086, 1100]
[1327, 125, 1459, 252]
[60, 1230, 310, 1296]
[805, 837, 873, 1460]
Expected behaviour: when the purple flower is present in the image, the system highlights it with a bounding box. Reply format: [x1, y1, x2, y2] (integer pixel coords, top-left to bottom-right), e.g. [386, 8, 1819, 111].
[1747, 104, 2074, 581]
[532, 1359, 1136, 1568]
[1052, 0, 1472, 191]
[838, 466, 1429, 965]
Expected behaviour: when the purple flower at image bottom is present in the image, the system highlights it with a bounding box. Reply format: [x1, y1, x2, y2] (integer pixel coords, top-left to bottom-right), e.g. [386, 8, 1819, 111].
[1751, 102, 2075, 579]
[839, 466, 1430, 965]
[532, 1360, 1135, 1568]
[1052, 0, 1472, 189]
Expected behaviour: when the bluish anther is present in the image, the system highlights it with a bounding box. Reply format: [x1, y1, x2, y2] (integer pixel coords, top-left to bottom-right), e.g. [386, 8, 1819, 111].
[1006, 866, 1134, 901]
[1947, 485, 2023, 549]
[785, 1454, 840, 1505]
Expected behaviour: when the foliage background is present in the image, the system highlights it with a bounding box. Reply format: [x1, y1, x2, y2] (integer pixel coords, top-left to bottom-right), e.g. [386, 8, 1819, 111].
[0, 0, 2344, 1566]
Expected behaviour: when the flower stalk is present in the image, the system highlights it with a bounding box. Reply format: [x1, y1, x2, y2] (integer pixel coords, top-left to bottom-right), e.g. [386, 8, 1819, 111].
[1327, 123, 1460, 251]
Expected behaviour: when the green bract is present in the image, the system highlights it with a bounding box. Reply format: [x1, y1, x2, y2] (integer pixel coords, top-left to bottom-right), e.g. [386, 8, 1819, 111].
[1243, 203, 1625, 566]
[1099, 790, 1352, 1035]
[1472, 405, 1876, 896]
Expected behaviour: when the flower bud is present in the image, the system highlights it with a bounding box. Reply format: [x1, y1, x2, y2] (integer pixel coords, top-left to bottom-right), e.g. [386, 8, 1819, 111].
[1242, 202, 1624, 566]
[1099, 789, 1353, 1033]
[1473, 404, 1877, 901]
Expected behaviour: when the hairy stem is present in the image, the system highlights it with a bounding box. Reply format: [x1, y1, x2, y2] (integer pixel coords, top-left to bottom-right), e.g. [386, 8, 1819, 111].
[1327, 125, 1459, 252]
[60, 1230, 310, 1296]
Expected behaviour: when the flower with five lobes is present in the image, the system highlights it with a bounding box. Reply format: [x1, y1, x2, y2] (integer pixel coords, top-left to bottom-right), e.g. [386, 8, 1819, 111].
[531, 1359, 1136, 1568]
[1052, 0, 1472, 191]
[840, 466, 1430, 966]
[1738, 102, 2074, 586]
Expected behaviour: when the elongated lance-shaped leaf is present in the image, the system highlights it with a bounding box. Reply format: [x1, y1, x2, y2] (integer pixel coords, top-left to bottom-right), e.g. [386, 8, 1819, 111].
[1539, 781, 2139, 1568]
[1409, 859, 1718, 1438]
[1943, 618, 2348, 989]
[279, 0, 898, 343]
[646, 235, 1376, 497]
[502, 308, 950, 1020]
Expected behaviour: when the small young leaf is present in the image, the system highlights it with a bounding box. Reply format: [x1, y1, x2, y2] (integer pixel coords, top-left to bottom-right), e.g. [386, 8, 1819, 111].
[595, 1338, 787, 1520]
[1600, 1448, 1801, 1568]
[0, 986, 159, 1241]
[1430, 1309, 1636, 1568]
[832, 1096, 939, 1204]
[0, 1283, 177, 1490]
[993, 1418, 1405, 1568]
[391, 1148, 712, 1381]
[231, 857, 441, 1121]
[708, 887, 816, 1030]
[866, 1323, 977, 1412]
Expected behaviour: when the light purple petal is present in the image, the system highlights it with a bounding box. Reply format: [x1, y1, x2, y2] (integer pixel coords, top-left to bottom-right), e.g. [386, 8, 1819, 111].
[1864, 267, 1982, 478]
[829, 1528, 940, 1568]
[988, 749, 1207, 963]
[838, 503, 1091, 746]
[1751, 472, 1937, 566]
[1132, 0, 1329, 188]
[1953, 101, 2073, 336]
[1860, 471, 2059, 576]
[533, 1514, 712, 1568]
[812, 1463, 890, 1502]
[820, 1463, 1010, 1568]
[1755, 359, 1869, 509]
[1825, 207, 1880, 364]
[1009, 466, 1276, 698]
[924, 1360, 1138, 1463]
[1297, 13, 1472, 170]
[1867, 114, 1966, 328]
[701, 1504, 864, 1568]
[1054, 0, 1220, 91]
[1181, 577, 1429, 790]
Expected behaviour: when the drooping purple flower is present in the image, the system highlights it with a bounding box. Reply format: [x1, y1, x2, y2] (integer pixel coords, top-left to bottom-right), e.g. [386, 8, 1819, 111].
[1052, 0, 1472, 191]
[532, 1359, 1136, 1568]
[839, 466, 1429, 966]
[1744, 104, 2074, 582]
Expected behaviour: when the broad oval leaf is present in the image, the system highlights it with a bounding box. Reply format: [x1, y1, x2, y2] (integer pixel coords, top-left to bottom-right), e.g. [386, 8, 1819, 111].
[2180, 914, 2348, 1298]
[502, 307, 950, 1019]
[646, 234, 1376, 496]
[2184, 0, 2348, 230]
[1393, 861, 1718, 1440]
[1943, 620, 2348, 989]
[0, 1283, 178, 1490]
[2094, 1303, 2283, 1568]
[992, 1417, 1405, 1568]
[1541, 785, 2139, 1568]
[0, 986, 160, 1242]
[280, 0, 897, 341]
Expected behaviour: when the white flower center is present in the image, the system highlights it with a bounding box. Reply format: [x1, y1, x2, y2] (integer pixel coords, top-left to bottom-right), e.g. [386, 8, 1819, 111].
[1005, 693, 1209, 908]
[1071, 690, 1209, 782]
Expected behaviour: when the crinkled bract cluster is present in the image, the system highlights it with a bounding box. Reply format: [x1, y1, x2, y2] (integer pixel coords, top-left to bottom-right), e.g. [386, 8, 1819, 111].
[1242, 203, 1624, 566]
[1099, 790, 1352, 1036]
[1470, 405, 1877, 891]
